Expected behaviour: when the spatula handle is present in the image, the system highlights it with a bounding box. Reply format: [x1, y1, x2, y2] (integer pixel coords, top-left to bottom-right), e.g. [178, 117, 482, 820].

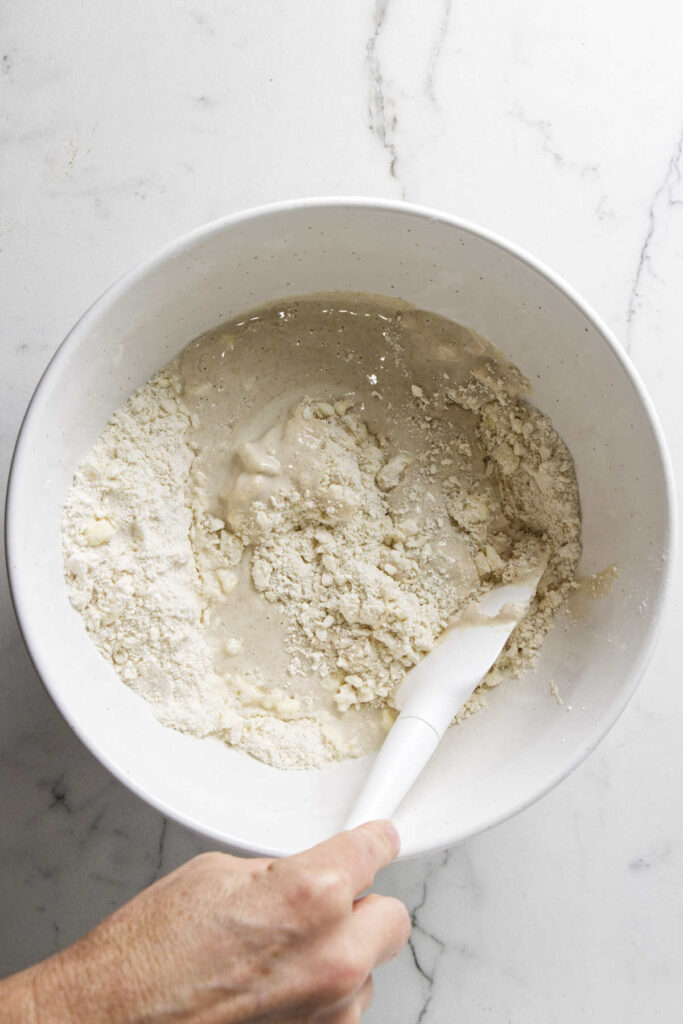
[344, 715, 440, 830]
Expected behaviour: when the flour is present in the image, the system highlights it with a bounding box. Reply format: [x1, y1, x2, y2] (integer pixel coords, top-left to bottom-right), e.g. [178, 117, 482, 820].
[61, 373, 227, 736]
[62, 293, 582, 769]
[442, 362, 582, 696]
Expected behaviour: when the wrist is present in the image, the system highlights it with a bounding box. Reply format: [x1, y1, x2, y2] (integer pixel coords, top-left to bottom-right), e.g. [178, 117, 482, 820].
[0, 963, 45, 1024]
[1, 948, 99, 1024]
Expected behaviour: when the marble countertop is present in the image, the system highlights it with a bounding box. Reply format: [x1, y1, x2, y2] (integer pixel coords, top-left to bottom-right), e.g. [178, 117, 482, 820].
[2, 1, 682, 1020]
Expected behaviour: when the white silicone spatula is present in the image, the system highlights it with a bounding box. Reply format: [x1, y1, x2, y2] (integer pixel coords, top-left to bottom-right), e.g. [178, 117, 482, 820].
[344, 568, 544, 830]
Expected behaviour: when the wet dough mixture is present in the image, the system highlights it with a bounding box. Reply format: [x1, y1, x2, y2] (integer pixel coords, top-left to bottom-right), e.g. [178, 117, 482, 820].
[62, 293, 581, 768]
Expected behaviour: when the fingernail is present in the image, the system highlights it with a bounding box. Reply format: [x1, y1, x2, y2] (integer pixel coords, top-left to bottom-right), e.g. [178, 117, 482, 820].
[378, 819, 401, 856]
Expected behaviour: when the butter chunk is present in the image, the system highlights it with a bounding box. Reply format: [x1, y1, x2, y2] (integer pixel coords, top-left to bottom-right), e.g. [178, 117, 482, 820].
[84, 519, 115, 546]
[217, 569, 238, 595]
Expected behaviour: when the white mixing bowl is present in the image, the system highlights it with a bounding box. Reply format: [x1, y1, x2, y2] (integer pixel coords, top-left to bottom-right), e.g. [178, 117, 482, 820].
[6, 199, 675, 859]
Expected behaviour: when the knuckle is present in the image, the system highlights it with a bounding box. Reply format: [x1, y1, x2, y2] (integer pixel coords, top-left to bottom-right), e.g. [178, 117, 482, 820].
[355, 821, 393, 860]
[286, 865, 349, 918]
[320, 941, 369, 1000]
[311, 868, 349, 913]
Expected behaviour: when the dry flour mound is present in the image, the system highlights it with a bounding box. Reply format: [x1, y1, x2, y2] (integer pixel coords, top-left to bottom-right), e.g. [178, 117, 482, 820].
[61, 372, 225, 735]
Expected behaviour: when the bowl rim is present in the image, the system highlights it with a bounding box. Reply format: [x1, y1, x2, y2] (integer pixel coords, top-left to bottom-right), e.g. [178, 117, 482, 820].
[5, 196, 678, 859]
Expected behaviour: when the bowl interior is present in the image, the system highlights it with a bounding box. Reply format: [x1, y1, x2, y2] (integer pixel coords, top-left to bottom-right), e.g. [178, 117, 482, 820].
[7, 202, 673, 857]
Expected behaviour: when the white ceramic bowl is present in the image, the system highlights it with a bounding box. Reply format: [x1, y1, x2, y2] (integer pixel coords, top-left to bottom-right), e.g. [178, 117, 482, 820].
[6, 199, 676, 859]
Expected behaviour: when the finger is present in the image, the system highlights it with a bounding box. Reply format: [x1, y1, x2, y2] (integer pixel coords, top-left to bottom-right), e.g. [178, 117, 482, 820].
[350, 893, 411, 966]
[316, 978, 374, 1024]
[356, 974, 374, 1014]
[286, 821, 400, 899]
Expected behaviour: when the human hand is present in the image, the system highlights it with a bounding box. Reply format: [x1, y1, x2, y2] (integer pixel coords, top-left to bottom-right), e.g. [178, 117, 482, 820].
[3, 820, 409, 1023]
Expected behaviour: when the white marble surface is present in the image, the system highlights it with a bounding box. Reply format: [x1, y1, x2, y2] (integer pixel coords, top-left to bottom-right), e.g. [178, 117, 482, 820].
[1, 1, 682, 1020]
